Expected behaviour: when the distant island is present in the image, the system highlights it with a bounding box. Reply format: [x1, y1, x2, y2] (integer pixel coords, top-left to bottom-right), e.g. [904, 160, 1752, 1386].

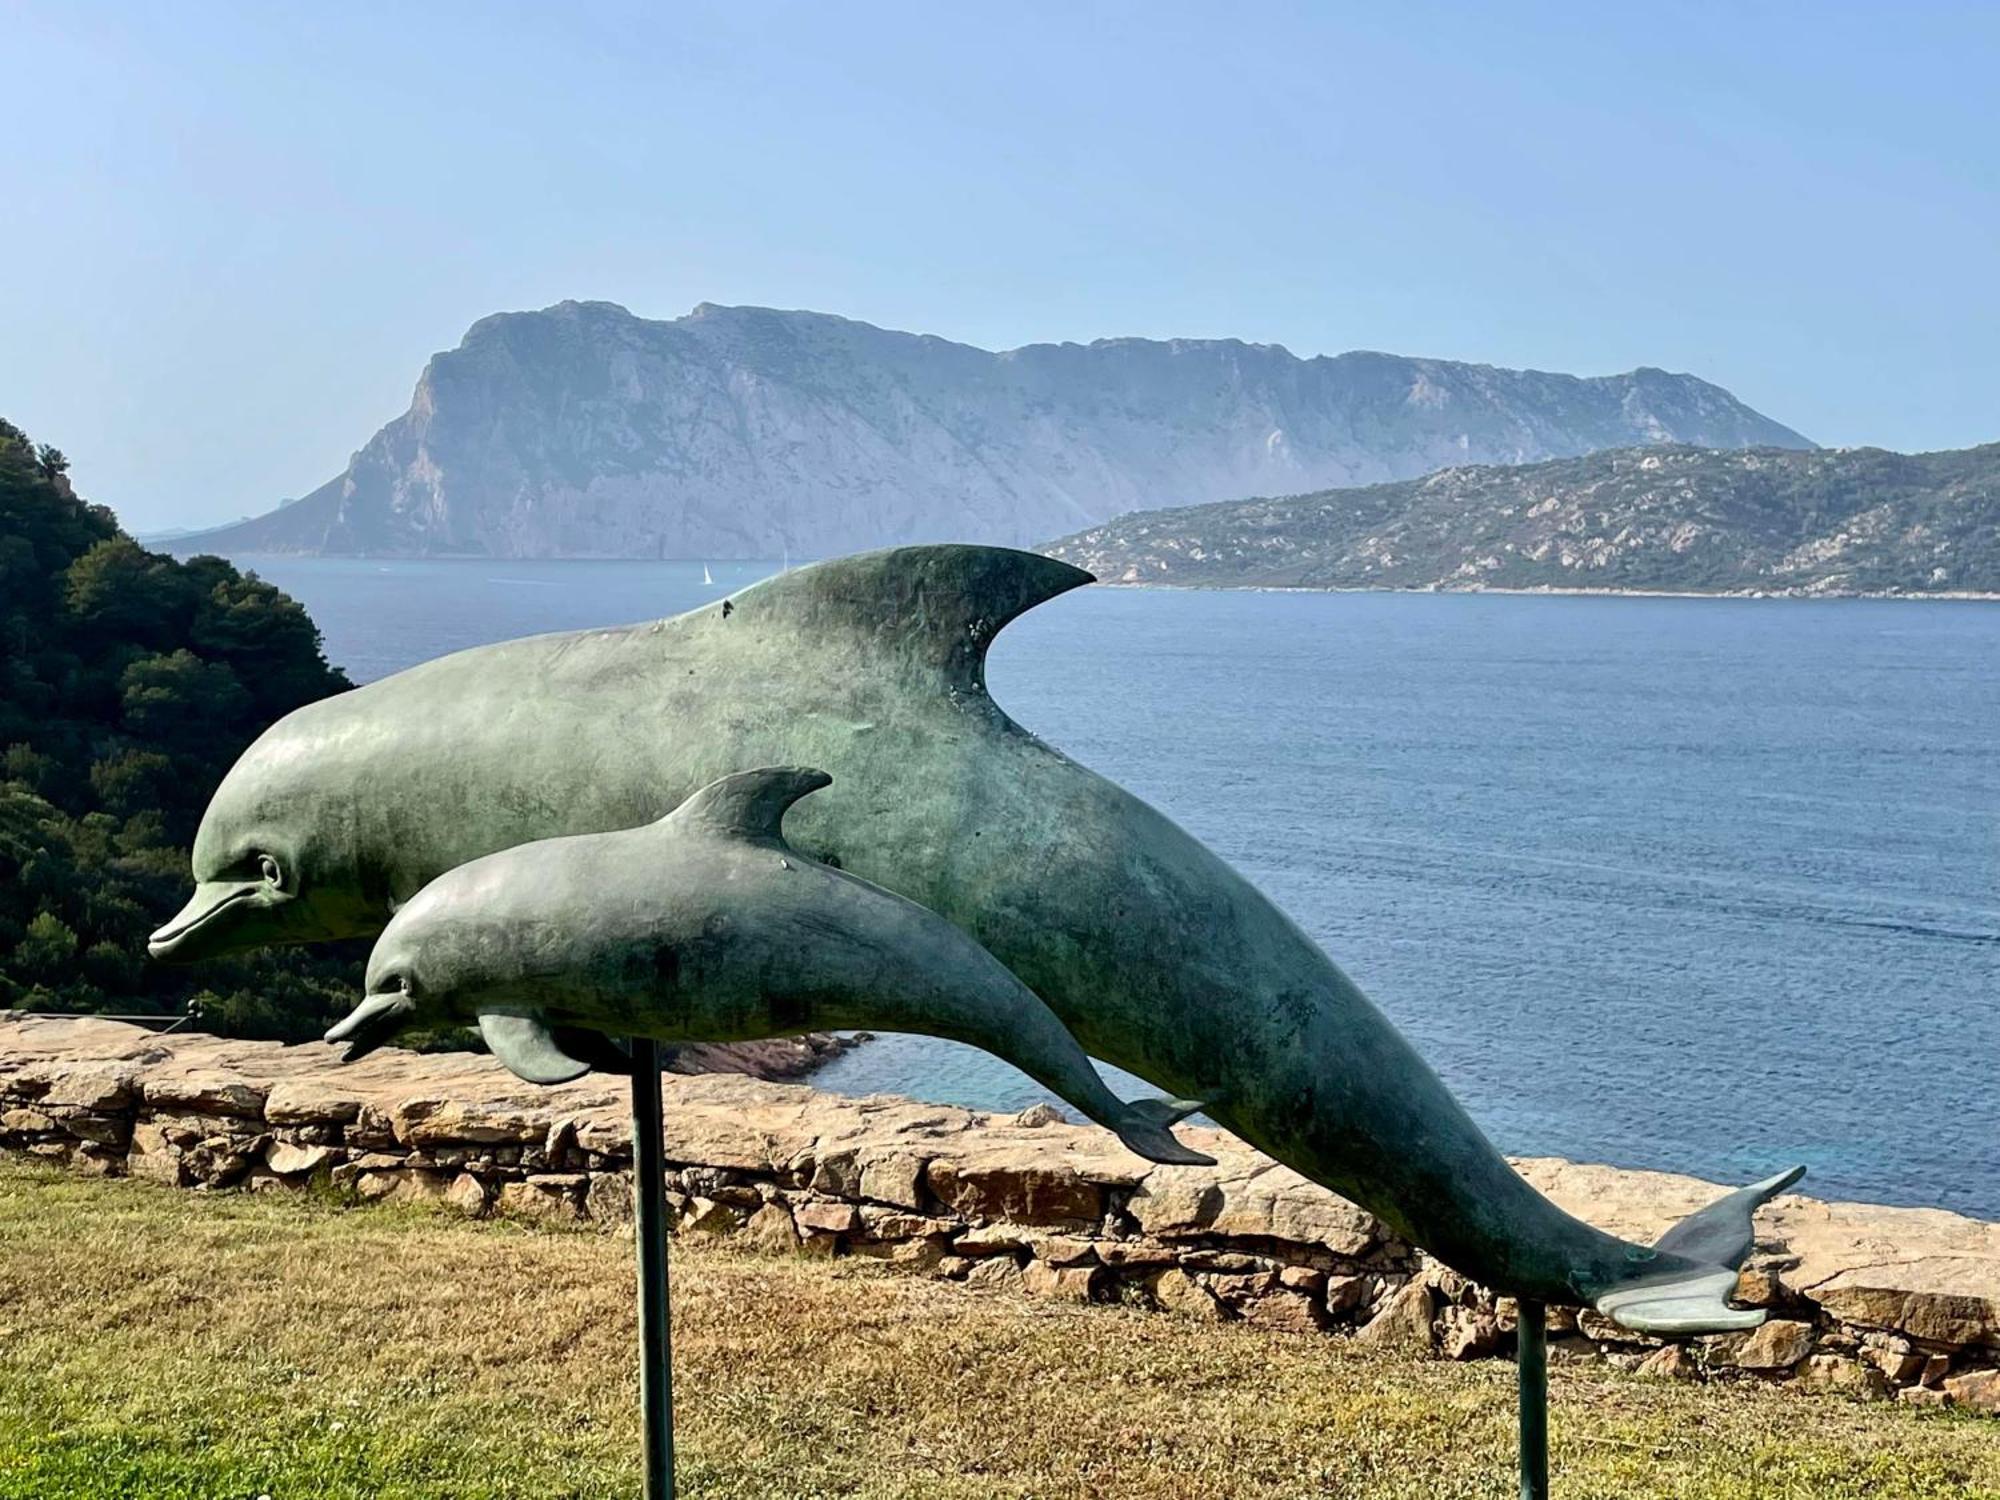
[173, 300, 1810, 560]
[1042, 442, 2000, 598]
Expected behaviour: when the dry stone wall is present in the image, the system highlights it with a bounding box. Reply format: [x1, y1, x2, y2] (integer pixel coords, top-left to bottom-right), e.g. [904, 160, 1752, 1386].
[4, 1016, 1996, 1413]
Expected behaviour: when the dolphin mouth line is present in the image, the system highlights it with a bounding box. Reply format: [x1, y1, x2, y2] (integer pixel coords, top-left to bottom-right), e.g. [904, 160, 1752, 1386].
[148, 884, 261, 955]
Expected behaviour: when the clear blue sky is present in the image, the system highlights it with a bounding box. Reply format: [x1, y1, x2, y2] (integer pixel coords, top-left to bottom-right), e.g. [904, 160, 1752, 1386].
[4, 1, 1995, 533]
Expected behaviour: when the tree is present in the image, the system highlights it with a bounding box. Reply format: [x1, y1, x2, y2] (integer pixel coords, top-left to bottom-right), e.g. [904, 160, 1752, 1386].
[15, 911, 78, 982]
[0, 416, 359, 1039]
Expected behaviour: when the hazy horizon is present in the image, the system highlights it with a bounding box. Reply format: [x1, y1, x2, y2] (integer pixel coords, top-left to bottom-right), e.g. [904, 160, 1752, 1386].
[4, 3, 1996, 533]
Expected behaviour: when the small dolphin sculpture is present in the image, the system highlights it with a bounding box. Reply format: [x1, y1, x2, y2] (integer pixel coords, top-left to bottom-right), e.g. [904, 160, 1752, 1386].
[325, 766, 1214, 1169]
[155, 544, 1801, 1331]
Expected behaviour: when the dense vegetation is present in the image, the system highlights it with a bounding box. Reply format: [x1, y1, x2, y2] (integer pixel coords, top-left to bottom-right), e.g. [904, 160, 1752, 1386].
[1046, 442, 2000, 595]
[0, 417, 364, 1039]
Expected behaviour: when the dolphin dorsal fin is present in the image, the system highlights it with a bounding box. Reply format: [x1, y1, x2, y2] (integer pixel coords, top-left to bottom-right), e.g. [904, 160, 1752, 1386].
[728, 546, 1094, 693]
[667, 766, 832, 845]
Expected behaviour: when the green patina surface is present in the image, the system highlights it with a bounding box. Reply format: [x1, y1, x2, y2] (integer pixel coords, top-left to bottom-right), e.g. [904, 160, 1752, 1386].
[327, 765, 1208, 1167]
[153, 544, 1792, 1317]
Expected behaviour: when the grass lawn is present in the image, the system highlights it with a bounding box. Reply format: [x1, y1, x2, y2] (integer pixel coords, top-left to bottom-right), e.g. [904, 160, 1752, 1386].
[0, 1162, 1995, 1499]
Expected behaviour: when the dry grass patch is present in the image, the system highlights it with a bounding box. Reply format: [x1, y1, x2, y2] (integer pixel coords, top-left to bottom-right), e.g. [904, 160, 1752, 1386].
[1, 1161, 1996, 1498]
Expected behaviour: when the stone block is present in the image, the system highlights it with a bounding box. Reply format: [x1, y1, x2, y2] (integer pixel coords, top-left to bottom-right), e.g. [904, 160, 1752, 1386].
[1638, 1344, 1699, 1381]
[1795, 1354, 1888, 1401]
[1022, 1261, 1101, 1303]
[265, 1141, 334, 1177]
[742, 1202, 801, 1254]
[1355, 1280, 1435, 1355]
[1733, 1319, 1815, 1371]
[793, 1200, 861, 1236]
[1942, 1368, 2000, 1414]
[1151, 1267, 1225, 1321]
[928, 1156, 1102, 1227]
[448, 1172, 491, 1218]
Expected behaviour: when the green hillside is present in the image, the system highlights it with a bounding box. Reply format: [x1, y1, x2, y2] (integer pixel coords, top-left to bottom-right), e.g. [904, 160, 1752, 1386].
[0, 418, 362, 1038]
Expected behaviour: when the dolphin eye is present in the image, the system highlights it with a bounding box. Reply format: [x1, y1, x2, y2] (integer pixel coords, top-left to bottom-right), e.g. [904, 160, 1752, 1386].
[258, 854, 283, 887]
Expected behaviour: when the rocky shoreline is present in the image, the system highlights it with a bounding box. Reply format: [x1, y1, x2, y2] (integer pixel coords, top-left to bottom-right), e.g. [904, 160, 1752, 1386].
[665, 1032, 855, 1081]
[3, 1015, 1995, 1414]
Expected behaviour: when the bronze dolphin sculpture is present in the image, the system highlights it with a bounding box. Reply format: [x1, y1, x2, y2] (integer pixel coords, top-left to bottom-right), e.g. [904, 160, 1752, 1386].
[154, 543, 1801, 1331]
[327, 765, 1212, 1168]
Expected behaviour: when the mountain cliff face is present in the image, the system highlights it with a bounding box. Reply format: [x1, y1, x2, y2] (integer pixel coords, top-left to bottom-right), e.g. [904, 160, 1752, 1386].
[193, 301, 1811, 558]
[1043, 443, 2000, 596]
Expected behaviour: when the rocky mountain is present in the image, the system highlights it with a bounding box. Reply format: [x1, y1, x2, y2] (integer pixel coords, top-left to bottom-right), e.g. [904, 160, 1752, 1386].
[1044, 442, 2000, 596]
[186, 301, 1810, 558]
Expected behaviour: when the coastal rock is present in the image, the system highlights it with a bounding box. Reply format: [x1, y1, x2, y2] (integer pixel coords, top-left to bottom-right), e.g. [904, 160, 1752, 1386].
[1735, 1319, 1816, 1371]
[1638, 1344, 1700, 1381]
[264, 1141, 333, 1177]
[35, 1062, 138, 1112]
[264, 1082, 363, 1127]
[1356, 1281, 1436, 1355]
[448, 1172, 491, 1218]
[6, 1015, 1999, 1413]
[742, 1202, 801, 1254]
[1245, 1289, 1328, 1335]
[1795, 1355, 1888, 1401]
[497, 1175, 584, 1222]
[1943, 1369, 2000, 1414]
[142, 1074, 268, 1118]
[966, 1258, 1025, 1294]
[1126, 1156, 1376, 1257]
[1438, 1308, 1503, 1361]
[794, 1201, 862, 1236]
[1151, 1268, 1226, 1322]
[1021, 1262, 1102, 1303]
[927, 1154, 1105, 1227]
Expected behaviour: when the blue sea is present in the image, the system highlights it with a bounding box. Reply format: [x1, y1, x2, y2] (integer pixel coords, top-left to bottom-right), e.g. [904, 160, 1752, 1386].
[238, 558, 2000, 1217]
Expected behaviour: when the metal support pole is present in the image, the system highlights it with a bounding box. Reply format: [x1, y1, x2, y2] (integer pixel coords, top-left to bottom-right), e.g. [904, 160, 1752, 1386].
[1518, 1298, 1548, 1500]
[629, 1037, 675, 1499]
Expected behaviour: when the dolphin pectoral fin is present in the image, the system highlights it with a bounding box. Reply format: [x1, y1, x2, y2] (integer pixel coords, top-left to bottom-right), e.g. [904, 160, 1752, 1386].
[1593, 1166, 1807, 1335]
[478, 1012, 592, 1086]
[1112, 1096, 1216, 1167]
[325, 991, 417, 1063]
[549, 1026, 635, 1076]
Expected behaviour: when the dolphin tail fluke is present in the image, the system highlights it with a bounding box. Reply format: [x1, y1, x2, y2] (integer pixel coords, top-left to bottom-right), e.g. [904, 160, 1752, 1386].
[325, 990, 416, 1062]
[1113, 1096, 1216, 1167]
[1127, 1096, 1206, 1129]
[1651, 1165, 1806, 1267]
[479, 1012, 592, 1086]
[1593, 1165, 1806, 1335]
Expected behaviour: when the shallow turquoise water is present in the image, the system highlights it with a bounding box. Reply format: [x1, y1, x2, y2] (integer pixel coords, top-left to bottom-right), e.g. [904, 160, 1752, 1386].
[237, 557, 2000, 1215]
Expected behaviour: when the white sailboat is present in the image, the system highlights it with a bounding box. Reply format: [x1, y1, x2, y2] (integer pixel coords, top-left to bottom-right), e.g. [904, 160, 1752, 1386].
[702, 563, 714, 586]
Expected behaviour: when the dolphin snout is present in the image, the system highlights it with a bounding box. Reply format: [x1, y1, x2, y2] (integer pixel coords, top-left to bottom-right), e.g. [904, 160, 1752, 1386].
[148, 880, 271, 962]
[148, 880, 302, 964]
[324, 989, 418, 1062]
